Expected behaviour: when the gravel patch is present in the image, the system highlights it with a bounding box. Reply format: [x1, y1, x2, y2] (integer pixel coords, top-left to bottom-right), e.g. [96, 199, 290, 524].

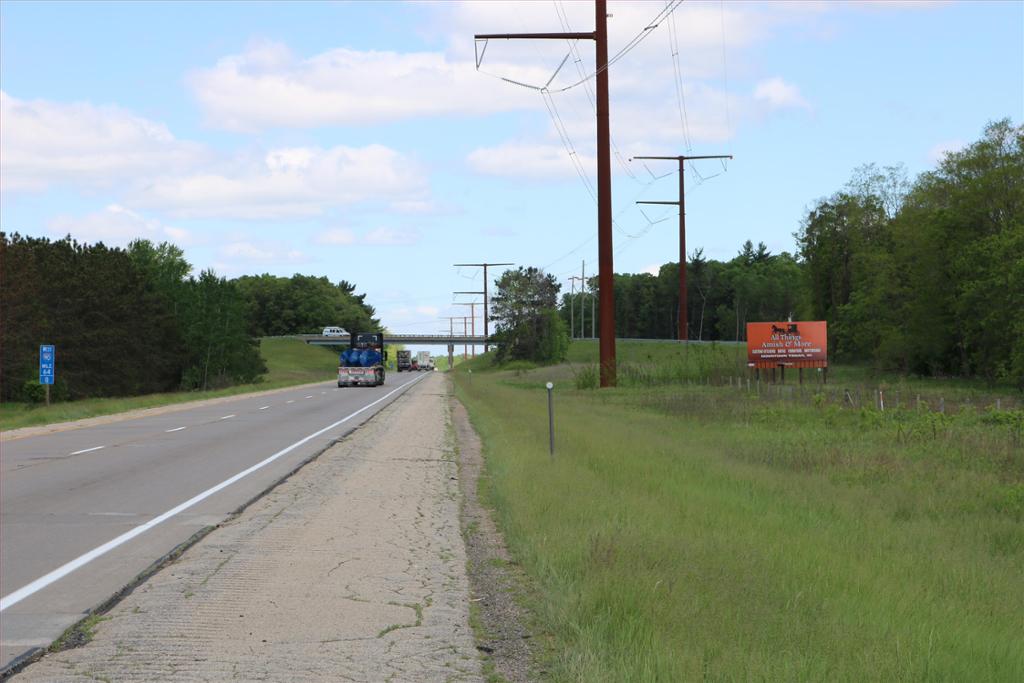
[450, 387, 536, 683]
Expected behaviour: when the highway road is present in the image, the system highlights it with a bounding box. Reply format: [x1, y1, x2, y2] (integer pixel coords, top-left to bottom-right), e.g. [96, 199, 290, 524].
[0, 370, 429, 672]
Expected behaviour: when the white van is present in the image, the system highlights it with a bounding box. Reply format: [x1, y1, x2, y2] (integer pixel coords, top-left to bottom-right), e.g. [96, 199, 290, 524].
[322, 326, 348, 337]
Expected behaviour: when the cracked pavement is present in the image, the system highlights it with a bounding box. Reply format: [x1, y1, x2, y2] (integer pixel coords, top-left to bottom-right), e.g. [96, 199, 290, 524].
[15, 373, 482, 682]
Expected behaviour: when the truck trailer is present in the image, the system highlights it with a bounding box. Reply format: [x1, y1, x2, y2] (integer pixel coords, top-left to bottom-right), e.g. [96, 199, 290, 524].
[337, 332, 387, 387]
[416, 351, 433, 371]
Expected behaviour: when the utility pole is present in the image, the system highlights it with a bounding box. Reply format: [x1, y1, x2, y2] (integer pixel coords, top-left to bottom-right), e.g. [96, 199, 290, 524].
[568, 277, 576, 339]
[634, 154, 732, 341]
[580, 260, 586, 340]
[474, 0, 615, 386]
[453, 262, 513, 353]
[454, 301, 480, 357]
[591, 276, 596, 339]
[569, 276, 584, 339]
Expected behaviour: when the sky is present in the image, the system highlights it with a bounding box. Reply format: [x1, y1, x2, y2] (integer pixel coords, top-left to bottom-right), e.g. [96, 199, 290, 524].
[2, 0, 1022, 342]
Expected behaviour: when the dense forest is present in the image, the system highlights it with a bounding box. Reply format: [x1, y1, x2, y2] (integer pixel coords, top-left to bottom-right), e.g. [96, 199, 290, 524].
[560, 119, 1023, 386]
[0, 236, 378, 402]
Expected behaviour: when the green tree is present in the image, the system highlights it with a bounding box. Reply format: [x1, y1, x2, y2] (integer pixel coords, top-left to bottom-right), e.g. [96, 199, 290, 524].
[492, 267, 566, 362]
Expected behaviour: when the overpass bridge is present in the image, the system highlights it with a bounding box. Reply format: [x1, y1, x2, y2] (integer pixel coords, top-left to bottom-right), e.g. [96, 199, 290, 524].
[302, 334, 489, 346]
[302, 334, 490, 367]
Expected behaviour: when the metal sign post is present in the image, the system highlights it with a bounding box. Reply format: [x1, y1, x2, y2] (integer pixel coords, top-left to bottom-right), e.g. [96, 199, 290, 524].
[39, 344, 55, 406]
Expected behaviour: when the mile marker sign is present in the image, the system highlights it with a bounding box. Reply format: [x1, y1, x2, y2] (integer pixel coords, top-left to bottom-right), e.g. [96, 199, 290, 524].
[39, 345, 56, 385]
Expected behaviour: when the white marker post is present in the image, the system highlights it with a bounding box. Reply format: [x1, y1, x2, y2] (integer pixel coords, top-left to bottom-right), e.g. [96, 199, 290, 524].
[546, 382, 555, 459]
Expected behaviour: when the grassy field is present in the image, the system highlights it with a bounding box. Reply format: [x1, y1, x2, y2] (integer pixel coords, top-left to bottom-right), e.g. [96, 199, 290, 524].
[453, 340, 1024, 681]
[0, 337, 341, 432]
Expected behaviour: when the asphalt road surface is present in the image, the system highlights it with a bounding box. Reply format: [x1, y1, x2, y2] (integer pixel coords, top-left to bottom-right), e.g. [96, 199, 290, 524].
[0, 370, 428, 671]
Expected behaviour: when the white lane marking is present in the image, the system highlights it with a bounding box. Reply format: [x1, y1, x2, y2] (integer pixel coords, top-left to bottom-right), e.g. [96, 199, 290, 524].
[165, 427, 186, 433]
[70, 446, 104, 455]
[220, 415, 235, 420]
[286, 400, 295, 404]
[304, 395, 313, 399]
[0, 372, 429, 612]
[259, 406, 270, 411]
[320, 391, 326, 395]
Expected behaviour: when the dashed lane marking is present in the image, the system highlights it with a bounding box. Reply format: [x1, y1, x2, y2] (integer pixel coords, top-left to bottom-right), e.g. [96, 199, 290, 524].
[70, 446, 104, 455]
[165, 427, 186, 433]
[0, 371, 430, 612]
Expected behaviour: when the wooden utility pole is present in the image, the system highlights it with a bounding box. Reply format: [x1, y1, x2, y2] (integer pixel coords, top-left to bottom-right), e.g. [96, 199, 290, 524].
[454, 302, 480, 357]
[634, 154, 732, 341]
[453, 262, 512, 353]
[568, 277, 577, 339]
[569, 275, 584, 339]
[474, 0, 616, 386]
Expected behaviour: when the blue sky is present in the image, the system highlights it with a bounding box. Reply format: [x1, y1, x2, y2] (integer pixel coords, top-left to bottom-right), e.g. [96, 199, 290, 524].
[2, 0, 1021, 339]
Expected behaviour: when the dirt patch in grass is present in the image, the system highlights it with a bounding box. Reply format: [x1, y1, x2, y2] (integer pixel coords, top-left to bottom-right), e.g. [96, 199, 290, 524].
[451, 390, 535, 683]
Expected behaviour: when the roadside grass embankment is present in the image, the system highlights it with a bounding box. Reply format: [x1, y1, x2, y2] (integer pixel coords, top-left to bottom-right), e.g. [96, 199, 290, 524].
[453, 340, 1024, 681]
[0, 337, 341, 432]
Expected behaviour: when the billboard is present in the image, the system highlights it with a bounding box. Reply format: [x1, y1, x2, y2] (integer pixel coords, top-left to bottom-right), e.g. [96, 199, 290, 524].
[746, 321, 827, 368]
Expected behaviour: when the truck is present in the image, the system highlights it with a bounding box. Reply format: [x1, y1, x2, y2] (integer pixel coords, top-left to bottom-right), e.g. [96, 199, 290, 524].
[416, 351, 433, 371]
[337, 332, 387, 387]
[396, 349, 412, 372]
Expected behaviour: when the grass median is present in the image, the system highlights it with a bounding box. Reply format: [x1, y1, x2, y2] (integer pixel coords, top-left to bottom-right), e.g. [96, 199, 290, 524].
[453, 341, 1024, 681]
[0, 338, 342, 432]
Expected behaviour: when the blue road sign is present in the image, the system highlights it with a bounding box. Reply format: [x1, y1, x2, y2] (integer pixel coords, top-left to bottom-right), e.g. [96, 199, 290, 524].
[39, 344, 55, 385]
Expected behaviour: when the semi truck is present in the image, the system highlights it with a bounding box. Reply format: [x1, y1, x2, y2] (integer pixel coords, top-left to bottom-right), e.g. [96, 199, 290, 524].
[337, 332, 387, 387]
[396, 349, 412, 372]
[417, 351, 433, 371]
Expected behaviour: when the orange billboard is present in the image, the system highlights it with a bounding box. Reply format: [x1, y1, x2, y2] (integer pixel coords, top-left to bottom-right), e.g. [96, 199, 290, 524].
[746, 321, 828, 368]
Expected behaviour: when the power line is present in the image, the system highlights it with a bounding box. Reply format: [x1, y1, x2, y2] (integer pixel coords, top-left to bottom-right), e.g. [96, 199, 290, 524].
[553, 0, 639, 182]
[666, 5, 692, 151]
[475, 0, 685, 95]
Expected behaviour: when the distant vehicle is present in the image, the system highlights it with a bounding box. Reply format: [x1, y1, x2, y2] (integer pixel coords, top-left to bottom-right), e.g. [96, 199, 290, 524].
[337, 332, 387, 387]
[416, 351, 432, 371]
[396, 350, 412, 372]
[322, 326, 348, 337]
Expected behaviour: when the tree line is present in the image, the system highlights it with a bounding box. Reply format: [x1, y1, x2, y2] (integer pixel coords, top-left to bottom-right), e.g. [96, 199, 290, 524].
[557, 119, 1022, 386]
[0, 236, 378, 402]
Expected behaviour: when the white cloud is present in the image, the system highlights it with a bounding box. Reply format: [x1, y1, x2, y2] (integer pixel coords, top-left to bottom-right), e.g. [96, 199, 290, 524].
[753, 77, 809, 110]
[416, 305, 440, 316]
[133, 144, 427, 219]
[212, 241, 308, 275]
[363, 227, 420, 246]
[312, 226, 421, 247]
[642, 264, 661, 276]
[47, 204, 194, 247]
[0, 91, 204, 192]
[187, 40, 540, 131]
[221, 242, 277, 261]
[467, 142, 596, 180]
[315, 228, 358, 245]
[928, 140, 963, 164]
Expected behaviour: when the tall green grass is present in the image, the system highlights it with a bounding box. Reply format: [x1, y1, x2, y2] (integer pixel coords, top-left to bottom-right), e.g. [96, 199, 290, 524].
[453, 344, 1024, 681]
[0, 338, 340, 431]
